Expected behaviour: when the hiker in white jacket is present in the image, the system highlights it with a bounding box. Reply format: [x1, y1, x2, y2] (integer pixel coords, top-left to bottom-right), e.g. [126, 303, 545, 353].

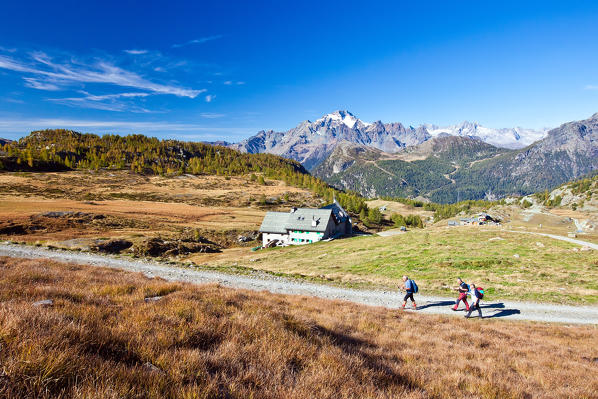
[464, 283, 483, 318]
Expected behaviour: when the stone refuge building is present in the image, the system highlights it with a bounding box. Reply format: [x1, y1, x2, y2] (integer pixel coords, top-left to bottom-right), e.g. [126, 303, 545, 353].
[259, 201, 352, 247]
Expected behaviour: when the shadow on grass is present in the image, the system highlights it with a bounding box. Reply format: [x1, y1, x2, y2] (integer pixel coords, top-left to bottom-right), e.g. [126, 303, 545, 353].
[282, 315, 421, 391]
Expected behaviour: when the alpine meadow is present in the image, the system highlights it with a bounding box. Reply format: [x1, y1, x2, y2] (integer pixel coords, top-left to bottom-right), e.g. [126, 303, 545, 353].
[1, 2, 598, 398]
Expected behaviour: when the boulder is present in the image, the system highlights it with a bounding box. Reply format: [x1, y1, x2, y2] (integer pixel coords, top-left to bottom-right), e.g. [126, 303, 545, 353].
[93, 239, 133, 254]
[33, 299, 53, 307]
[144, 296, 162, 303]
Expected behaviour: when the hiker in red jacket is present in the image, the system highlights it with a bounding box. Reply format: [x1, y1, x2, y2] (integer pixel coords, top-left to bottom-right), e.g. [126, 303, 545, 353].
[452, 277, 470, 311]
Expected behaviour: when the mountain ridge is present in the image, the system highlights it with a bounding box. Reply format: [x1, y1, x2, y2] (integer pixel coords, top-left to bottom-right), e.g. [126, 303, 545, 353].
[229, 110, 549, 170]
[314, 112, 598, 202]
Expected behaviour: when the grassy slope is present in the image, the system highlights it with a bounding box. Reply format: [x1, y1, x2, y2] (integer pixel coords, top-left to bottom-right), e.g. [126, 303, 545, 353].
[204, 228, 598, 304]
[0, 170, 323, 252]
[1, 256, 597, 399]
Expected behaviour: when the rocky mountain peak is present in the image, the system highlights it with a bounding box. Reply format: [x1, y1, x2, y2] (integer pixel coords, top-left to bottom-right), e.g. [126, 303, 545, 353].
[229, 110, 554, 170]
[316, 110, 362, 129]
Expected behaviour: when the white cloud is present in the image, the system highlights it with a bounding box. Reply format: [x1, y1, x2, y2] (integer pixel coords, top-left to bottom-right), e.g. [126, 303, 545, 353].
[585, 85, 598, 90]
[23, 77, 61, 91]
[0, 46, 17, 53]
[224, 80, 232, 85]
[1, 97, 25, 104]
[0, 52, 203, 98]
[172, 35, 223, 48]
[205, 94, 215, 102]
[49, 91, 153, 113]
[200, 112, 225, 119]
[124, 49, 149, 55]
[0, 118, 256, 141]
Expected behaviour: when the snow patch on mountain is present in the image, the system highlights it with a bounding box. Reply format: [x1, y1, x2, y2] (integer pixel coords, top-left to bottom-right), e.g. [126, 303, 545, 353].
[423, 121, 549, 149]
[229, 110, 551, 170]
[315, 110, 370, 128]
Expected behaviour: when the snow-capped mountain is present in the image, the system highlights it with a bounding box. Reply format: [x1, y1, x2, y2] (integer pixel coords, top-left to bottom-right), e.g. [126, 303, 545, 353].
[312, 112, 598, 202]
[424, 121, 549, 149]
[230, 111, 430, 170]
[314, 110, 370, 129]
[229, 110, 549, 170]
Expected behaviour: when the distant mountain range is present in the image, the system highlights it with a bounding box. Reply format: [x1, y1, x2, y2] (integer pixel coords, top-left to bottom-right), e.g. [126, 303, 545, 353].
[315, 113, 598, 202]
[229, 110, 549, 170]
[228, 111, 598, 203]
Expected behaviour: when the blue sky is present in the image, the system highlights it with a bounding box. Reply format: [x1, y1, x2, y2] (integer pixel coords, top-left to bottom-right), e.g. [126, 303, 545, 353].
[1, 1, 598, 141]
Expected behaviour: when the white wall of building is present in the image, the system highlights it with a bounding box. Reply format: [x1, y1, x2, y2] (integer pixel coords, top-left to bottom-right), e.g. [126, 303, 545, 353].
[262, 233, 290, 246]
[288, 230, 325, 244]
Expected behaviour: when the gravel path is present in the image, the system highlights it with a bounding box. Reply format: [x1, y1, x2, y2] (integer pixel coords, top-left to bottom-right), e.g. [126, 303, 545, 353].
[1, 242, 597, 325]
[505, 230, 598, 250]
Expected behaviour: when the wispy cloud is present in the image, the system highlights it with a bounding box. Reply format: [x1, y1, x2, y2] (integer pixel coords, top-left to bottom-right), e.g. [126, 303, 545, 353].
[0, 118, 256, 141]
[23, 77, 61, 91]
[1, 97, 25, 104]
[585, 85, 598, 90]
[124, 49, 149, 55]
[49, 91, 154, 113]
[205, 94, 215, 103]
[200, 112, 225, 119]
[172, 35, 223, 48]
[0, 52, 203, 98]
[224, 80, 244, 85]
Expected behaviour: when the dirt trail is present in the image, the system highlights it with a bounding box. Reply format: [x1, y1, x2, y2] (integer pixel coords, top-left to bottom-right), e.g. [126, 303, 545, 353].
[505, 230, 598, 250]
[1, 242, 597, 325]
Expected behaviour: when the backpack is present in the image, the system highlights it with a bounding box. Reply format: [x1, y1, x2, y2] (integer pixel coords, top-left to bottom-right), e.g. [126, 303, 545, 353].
[476, 287, 484, 299]
[410, 279, 419, 294]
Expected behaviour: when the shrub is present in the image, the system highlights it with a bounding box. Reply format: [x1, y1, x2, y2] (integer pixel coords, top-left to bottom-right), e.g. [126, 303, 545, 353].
[521, 199, 533, 208]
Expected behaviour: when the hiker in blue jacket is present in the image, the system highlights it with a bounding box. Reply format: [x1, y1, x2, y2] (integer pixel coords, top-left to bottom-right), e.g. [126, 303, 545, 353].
[400, 275, 417, 310]
[464, 283, 483, 318]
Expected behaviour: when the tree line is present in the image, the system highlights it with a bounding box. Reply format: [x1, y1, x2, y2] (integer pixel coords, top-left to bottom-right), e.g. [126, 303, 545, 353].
[0, 129, 369, 217]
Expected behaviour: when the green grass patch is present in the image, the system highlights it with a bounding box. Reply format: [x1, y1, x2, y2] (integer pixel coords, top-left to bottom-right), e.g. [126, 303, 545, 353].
[220, 229, 598, 304]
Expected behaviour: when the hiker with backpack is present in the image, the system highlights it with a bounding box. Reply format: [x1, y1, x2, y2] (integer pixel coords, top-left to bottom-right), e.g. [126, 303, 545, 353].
[464, 283, 484, 319]
[400, 275, 418, 310]
[452, 277, 470, 311]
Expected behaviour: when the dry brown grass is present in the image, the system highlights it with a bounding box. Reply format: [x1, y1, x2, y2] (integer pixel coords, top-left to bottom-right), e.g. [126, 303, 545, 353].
[0, 170, 321, 251]
[1, 257, 597, 398]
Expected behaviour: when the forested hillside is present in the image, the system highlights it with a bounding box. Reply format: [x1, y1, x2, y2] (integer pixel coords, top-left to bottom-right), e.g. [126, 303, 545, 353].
[314, 137, 508, 202]
[315, 112, 598, 203]
[0, 129, 368, 215]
